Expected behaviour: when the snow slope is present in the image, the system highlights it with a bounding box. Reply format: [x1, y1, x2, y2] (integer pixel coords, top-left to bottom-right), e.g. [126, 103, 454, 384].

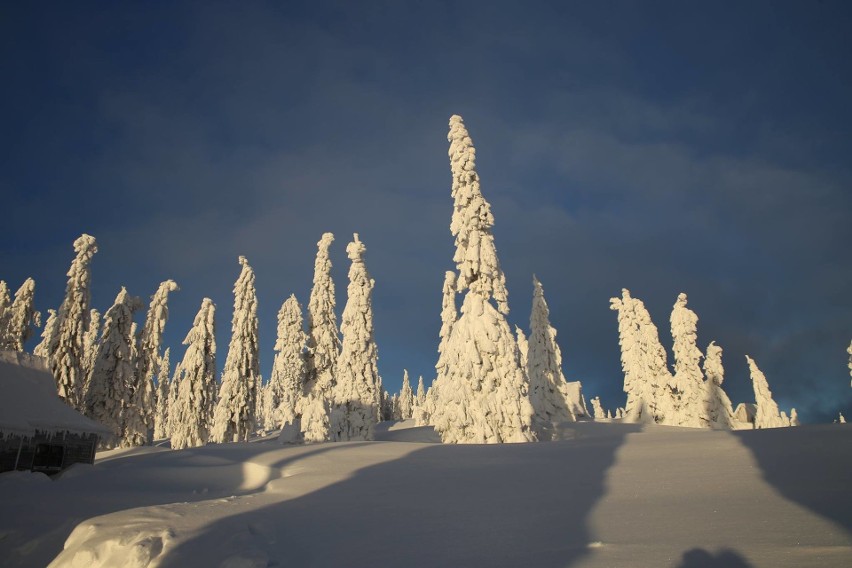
[0, 422, 849, 567]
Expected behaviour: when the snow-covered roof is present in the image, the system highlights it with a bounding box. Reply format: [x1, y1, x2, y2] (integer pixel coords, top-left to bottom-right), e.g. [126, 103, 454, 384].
[0, 350, 111, 437]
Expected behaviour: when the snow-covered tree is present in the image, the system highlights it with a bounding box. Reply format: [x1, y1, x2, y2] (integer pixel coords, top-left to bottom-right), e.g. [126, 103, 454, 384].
[839, 413, 847, 424]
[84, 288, 143, 445]
[166, 360, 182, 439]
[81, 308, 101, 396]
[171, 299, 217, 449]
[331, 234, 381, 441]
[0, 281, 10, 337]
[591, 396, 605, 420]
[670, 293, 708, 428]
[746, 355, 790, 429]
[268, 295, 308, 430]
[515, 326, 529, 372]
[212, 257, 260, 444]
[429, 116, 535, 444]
[610, 289, 674, 424]
[153, 348, 171, 440]
[129, 280, 179, 445]
[789, 408, 800, 427]
[416, 376, 426, 407]
[256, 380, 275, 431]
[33, 309, 58, 358]
[848, 340, 852, 387]
[301, 233, 340, 443]
[50, 234, 98, 409]
[527, 276, 575, 437]
[397, 370, 414, 420]
[702, 341, 735, 428]
[0, 278, 39, 351]
[391, 392, 402, 421]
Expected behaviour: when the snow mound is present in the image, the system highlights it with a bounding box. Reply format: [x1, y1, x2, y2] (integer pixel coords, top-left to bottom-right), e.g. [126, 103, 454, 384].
[374, 419, 441, 443]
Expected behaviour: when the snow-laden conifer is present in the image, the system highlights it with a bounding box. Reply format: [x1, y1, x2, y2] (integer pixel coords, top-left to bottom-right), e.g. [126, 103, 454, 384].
[746, 355, 790, 429]
[331, 234, 381, 441]
[425, 271, 458, 424]
[448, 115, 509, 315]
[153, 348, 171, 440]
[212, 257, 260, 443]
[171, 299, 217, 449]
[301, 233, 339, 442]
[702, 341, 735, 428]
[591, 396, 605, 420]
[610, 289, 674, 424]
[81, 308, 101, 396]
[166, 361, 182, 439]
[85, 288, 142, 444]
[1, 278, 38, 351]
[33, 309, 58, 358]
[50, 234, 98, 409]
[269, 295, 308, 429]
[848, 340, 852, 387]
[789, 408, 800, 426]
[130, 280, 179, 445]
[397, 370, 414, 420]
[670, 293, 708, 428]
[430, 116, 535, 443]
[516, 326, 529, 371]
[527, 276, 576, 437]
[0, 281, 10, 336]
[838, 413, 846, 424]
[416, 376, 426, 407]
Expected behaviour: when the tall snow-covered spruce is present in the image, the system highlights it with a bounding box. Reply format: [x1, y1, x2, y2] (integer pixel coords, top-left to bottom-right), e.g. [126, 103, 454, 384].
[171, 299, 217, 449]
[702, 341, 735, 428]
[330, 234, 382, 441]
[429, 115, 535, 444]
[153, 347, 171, 440]
[125, 280, 179, 446]
[0, 278, 38, 351]
[746, 355, 790, 429]
[398, 370, 414, 420]
[50, 234, 98, 409]
[33, 309, 58, 359]
[669, 293, 708, 428]
[84, 287, 143, 445]
[301, 233, 339, 443]
[268, 295, 308, 430]
[526, 276, 576, 438]
[212, 257, 260, 443]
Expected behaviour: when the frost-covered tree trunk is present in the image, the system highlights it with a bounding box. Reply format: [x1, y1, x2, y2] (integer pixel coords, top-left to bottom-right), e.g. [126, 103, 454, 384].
[212, 257, 260, 443]
[610, 289, 674, 425]
[33, 309, 58, 359]
[746, 356, 790, 429]
[171, 299, 217, 449]
[153, 348, 171, 440]
[702, 341, 735, 429]
[527, 276, 576, 438]
[129, 280, 179, 445]
[301, 233, 340, 443]
[269, 295, 308, 430]
[50, 234, 98, 410]
[670, 293, 708, 428]
[84, 288, 143, 446]
[1, 278, 39, 351]
[430, 116, 535, 444]
[331, 234, 381, 441]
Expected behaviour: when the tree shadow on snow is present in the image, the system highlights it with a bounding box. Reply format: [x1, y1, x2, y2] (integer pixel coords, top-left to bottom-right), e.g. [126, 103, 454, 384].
[159, 422, 642, 568]
[675, 547, 754, 568]
[732, 425, 852, 534]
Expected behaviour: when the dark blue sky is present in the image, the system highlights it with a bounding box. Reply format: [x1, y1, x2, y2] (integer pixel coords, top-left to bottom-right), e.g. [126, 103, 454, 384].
[2, 1, 850, 422]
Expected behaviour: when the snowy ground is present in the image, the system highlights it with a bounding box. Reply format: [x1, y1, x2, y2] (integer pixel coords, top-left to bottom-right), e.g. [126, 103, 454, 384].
[0, 421, 849, 568]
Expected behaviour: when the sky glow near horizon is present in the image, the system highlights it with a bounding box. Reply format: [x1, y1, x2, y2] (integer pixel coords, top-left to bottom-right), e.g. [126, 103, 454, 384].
[1, 1, 850, 423]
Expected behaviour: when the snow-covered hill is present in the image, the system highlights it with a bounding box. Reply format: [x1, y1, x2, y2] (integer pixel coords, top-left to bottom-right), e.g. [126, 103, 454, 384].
[0, 422, 849, 567]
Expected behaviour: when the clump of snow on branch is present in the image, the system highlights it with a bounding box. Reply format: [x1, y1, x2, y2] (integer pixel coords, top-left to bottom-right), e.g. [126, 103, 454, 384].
[330, 233, 382, 441]
[212, 257, 260, 443]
